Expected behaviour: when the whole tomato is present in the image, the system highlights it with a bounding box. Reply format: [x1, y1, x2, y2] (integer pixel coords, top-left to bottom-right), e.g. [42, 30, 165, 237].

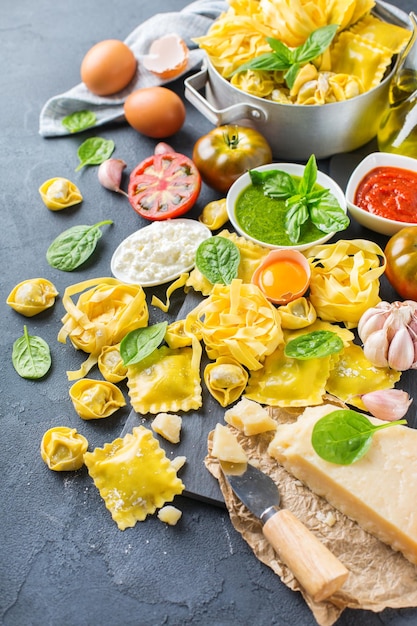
[384, 226, 417, 300]
[192, 125, 272, 194]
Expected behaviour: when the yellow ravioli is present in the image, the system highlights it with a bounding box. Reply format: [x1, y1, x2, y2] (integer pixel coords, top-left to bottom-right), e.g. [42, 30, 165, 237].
[84, 426, 184, 530]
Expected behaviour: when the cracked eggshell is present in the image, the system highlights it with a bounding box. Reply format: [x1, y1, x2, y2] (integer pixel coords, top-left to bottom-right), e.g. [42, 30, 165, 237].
[143, 33, 189, 80]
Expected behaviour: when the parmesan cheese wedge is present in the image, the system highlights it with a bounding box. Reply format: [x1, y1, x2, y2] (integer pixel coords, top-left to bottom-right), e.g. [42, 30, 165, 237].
[211, 423, 248, 464]
[225, 397, 277, 435]
[268, 404, 417, 565]
[152, 413, 182, 444]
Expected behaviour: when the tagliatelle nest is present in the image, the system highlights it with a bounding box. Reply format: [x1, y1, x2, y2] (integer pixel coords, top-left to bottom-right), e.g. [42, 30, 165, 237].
[185, 279, 283, 371]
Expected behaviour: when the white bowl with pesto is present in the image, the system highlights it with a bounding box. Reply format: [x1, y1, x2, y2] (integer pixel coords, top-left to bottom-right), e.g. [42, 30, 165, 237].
[111, 218, 212, 287]
[226, 162, 347, 252]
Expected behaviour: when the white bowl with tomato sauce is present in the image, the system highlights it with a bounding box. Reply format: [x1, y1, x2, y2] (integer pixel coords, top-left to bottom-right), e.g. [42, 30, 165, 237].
[226, 162, 348, 252]
[346, 152, 417, 236]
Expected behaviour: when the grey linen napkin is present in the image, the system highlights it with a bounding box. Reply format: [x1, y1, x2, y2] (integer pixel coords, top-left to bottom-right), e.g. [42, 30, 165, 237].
[39, 0, 227, 137]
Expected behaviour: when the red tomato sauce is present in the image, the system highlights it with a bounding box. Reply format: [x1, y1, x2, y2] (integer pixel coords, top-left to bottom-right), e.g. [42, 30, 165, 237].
[354, 166, 417, 223]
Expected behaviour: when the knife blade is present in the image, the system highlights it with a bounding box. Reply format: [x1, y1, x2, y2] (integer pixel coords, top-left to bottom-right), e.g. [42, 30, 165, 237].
[220, 460, 349, 602]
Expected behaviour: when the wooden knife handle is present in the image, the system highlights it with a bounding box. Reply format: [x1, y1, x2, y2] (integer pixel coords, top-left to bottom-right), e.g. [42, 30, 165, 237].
[262, 507, 349, 602]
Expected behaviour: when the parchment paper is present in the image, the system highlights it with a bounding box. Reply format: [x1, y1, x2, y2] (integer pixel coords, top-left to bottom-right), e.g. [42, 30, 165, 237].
[205, 399, 417, 626]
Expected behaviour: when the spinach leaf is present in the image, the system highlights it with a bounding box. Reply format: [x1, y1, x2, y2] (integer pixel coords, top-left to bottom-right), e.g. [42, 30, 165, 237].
[196, 236, 240, 285]
[75, 137, 115, 171]
[284, 330, 344, 359]
[311, 409, 407, 465]
[231, 24, 338, 89]
[12, 325, 51, 379]
[120, 322, 168, 366]
[62, 110, 97, 133]
[46, 220, 113, 271]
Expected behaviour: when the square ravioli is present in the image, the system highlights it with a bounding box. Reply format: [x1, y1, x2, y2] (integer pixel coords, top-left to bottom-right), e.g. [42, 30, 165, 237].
[84, 426, 184, 530]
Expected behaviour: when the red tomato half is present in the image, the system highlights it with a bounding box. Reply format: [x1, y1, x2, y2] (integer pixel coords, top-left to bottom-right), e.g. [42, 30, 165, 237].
[128, 152, 201, 220]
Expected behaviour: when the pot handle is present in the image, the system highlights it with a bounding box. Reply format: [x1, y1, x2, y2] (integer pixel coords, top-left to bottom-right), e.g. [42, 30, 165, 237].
[184, 66, 268, 126]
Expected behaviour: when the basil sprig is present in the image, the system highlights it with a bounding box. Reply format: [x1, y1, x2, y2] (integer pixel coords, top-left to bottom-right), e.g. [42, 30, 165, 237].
[75, 137, 115, 171]
[46, 220, 113, 271]
[284, 330, 343, 360]
[196, 236, 240, 285]
[12, 325, 51, 379]
[311, 409, 407, 465]
[250, 155, 349, 243]
[62, 110, 97, 133]
[231, 24, 338, 89]
[120, 322, 168, 366]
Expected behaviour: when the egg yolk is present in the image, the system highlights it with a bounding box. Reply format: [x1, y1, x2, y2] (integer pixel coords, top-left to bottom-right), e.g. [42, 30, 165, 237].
[259, 259, 308, 301]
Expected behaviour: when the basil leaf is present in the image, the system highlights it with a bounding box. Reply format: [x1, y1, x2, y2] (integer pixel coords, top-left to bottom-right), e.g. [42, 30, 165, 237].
[46, 220, 113, 271]
[75, 137, 115, 171]
[196, 236, 240, 285]
[62, 110, 97, 133]
[298, 154, 317, 196]
[309, 193, 350, 234]
[284, 330, 344, 359]
[250, 169, 297, 199]
[231, 25, 338, 88]
[293, 25, 338, 65]
[12, 325, 51, 379]
[120, 322, 168, 366]
[311, 409, 407, 465]
[265, 37, 294, 64]
[284, 196, 309, 243]
[230, 52, 290, 75]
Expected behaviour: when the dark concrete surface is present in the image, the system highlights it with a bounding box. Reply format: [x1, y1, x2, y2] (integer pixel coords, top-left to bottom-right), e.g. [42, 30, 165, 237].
[1, 1, 417, 625]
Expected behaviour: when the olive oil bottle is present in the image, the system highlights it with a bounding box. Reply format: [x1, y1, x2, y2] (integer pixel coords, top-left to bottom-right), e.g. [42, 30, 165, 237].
[377, 12, 417, 157]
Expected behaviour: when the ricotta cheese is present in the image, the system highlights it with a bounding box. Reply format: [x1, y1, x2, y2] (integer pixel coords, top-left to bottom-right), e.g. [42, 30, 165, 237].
[110, 218, 211, 287]
[269, 404, 417, 565]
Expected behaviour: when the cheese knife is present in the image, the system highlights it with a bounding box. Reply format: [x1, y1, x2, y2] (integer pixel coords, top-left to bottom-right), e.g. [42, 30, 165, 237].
[220, 460, 349, 602]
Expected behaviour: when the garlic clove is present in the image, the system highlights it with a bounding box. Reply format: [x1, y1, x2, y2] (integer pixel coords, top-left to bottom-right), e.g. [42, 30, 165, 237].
[361, 389, 412, 421]
[98, 158, 128, 196]
[363, 327, 389, 367]
[387, 326, 415, 371]
[357, 308, 388, 343]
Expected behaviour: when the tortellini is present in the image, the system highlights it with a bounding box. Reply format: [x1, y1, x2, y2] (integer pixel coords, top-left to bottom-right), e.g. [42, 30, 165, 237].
[204, 357, 248, 407]
[7, 278, 58, 317]
[97, 344, 127, 383]
[39, 177, 83, 210]
[199, 198, 228, 231]
[69, 378, 126, 420]
[40, 426, 88, 471]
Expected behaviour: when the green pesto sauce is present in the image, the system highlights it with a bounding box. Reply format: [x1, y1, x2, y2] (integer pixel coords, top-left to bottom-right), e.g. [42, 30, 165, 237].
[235, 178, 324, 246]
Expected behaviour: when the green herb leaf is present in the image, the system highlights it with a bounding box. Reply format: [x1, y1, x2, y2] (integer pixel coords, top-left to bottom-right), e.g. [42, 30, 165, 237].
[12, 325, 51, 379]
[250, 169, 297, 199]
[196, 236, 240, 285]
[293, 25, 338, 65]
[284, 196, 309, 243]
[298, 154, 317, 196]
[62, 110, 97, 133]
[46, 220, 113, 271]
[284, 330, 344, 359]
[75, 137, 115, 171]
[311, 409, 407, 465]
[231, 24, 338, 89]
[120, 322, 168, 366]
[309, 192, 350, 234]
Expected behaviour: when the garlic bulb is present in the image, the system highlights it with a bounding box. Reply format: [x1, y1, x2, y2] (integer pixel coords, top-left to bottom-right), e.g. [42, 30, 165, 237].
[361, 389, 412, 421]
[358, 300, 417, 371]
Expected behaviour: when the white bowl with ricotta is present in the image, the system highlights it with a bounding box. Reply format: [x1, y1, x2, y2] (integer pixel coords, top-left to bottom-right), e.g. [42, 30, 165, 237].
[111, 218, 212, 287]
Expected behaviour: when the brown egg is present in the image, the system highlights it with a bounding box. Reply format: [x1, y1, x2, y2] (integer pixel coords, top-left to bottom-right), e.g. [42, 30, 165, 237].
[124, 87, 186, 138]
[81, 39, 137, 96]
